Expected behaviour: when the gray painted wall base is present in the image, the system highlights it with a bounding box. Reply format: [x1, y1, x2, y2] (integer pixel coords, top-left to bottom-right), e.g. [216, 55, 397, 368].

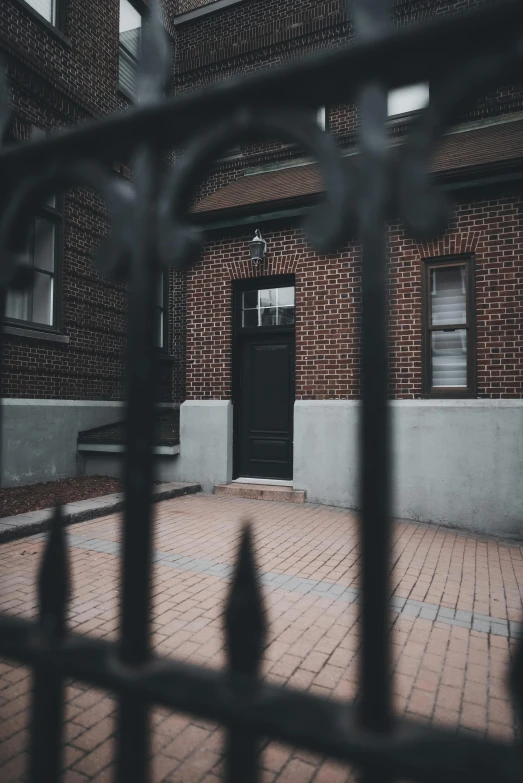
[294, 399, 523, 538]
[1, 400, 125, 487]
[163, 400, 233, 492]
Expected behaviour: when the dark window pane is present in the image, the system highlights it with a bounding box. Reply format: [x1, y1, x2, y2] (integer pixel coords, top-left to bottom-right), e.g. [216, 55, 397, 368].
[431, 266, 466, 326]
[34, 218, 55, 272]
[278, 307, 295, 326]
[242, 309, 259, 327]
[278, 287, 295, 307]
[431, 329, 467, 387]
[259, 288, 277, 307]
[26, 0, 55, 24]
[157, 273, 164, 307]
[243, 290, 258, 310]
[32, 272, 54, 326]
[155, 308, 164, 348]
[5, 289, 29, 322]
[260, 307, 277, 326]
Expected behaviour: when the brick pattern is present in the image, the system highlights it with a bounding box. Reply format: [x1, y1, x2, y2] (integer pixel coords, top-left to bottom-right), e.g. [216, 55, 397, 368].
[0, 492, 520, 781]
[0, 0, 182, 402]
[186, 187, 523, 400]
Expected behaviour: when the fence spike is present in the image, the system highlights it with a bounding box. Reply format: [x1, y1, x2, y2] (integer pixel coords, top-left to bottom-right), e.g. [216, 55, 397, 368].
[38, 503, 69, 640]
[225, 523, 265, 783]
[225, 522, 266, 679]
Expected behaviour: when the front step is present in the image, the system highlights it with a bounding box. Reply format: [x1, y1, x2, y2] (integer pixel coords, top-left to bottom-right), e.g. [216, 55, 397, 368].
[214, 483, 306, 504]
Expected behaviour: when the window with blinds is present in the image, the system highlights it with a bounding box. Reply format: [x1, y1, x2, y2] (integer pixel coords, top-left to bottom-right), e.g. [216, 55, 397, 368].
[119, 0, 142, 96]
[24, 0, 57, 24]
[423, 258, 475, 395]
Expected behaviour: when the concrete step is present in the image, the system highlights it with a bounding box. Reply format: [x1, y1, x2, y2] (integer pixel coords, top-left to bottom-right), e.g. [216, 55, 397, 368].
[214, 483, 306, 503]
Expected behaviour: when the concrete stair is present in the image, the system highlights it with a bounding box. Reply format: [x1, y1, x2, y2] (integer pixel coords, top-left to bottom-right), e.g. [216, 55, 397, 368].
[214, 482, 306, 503]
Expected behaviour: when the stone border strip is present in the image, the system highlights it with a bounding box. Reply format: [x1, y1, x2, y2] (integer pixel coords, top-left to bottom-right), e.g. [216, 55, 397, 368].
[0, 482, 201, 544]
[61, 533, 522, 639]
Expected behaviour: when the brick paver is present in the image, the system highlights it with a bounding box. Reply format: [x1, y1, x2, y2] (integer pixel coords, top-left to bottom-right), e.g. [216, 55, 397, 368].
[0, 493, 522, 781]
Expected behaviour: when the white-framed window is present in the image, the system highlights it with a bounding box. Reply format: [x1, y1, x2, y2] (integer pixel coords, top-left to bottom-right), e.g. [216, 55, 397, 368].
[5, 194, 60, 329]
[388, 83, 429, 118]
[119, 0, 143, 96]
[24, 0, 57, 25]
[242, 286, 295, 328]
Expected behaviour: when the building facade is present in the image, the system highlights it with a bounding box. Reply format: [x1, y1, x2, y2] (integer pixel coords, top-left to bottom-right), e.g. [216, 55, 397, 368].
[165, 0, 523, 537]
[0, 0, 185, 486]
[1, 0, 522, 538]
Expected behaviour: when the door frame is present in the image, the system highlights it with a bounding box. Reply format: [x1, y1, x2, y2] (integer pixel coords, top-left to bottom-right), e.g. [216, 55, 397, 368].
[232, 273, 296, 481]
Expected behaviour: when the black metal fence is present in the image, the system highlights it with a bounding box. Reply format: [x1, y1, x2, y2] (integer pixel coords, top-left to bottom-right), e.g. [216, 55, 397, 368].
[0, 0, 522, 781]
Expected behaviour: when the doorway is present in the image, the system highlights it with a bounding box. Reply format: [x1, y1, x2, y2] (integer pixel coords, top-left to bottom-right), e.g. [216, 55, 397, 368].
[233, 276, 296, 481]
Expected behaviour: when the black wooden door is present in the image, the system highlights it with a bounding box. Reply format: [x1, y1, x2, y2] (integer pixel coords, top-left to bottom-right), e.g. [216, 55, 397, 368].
[234, 278, 296, 481]
[238, 333, 295, 479]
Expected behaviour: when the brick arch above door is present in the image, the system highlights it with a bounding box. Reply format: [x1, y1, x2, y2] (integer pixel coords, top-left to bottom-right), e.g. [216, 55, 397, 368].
[223, 252, 300, 281]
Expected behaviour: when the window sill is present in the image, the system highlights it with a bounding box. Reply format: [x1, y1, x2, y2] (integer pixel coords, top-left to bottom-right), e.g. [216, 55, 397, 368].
[173, 0, 246, 25]
[421, 392, 476, 400]
[13, 0, 72, 47]
[3, 325, 70, 344]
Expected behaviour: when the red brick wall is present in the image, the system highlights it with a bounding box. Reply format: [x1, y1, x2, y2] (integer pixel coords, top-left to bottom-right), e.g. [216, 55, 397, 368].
[176, 0, 523, 210]
[185, 187, 523, 401]
[0, 0, 182, 401]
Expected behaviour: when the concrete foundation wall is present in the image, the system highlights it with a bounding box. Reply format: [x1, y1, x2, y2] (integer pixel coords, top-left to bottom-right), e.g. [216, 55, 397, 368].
[294, 399, 523, 538]
[1, 400, 124, 487]
[164, 400, 233, 492]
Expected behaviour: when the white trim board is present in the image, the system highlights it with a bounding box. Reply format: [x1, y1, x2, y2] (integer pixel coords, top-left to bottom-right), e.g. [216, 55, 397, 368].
[233, 477, 293, 487]
[1, 400, 179, 408]
[78, 444, 180, 456]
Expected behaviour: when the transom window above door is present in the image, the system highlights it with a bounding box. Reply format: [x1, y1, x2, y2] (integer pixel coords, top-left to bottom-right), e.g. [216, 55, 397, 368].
[242, 286, 295, 327]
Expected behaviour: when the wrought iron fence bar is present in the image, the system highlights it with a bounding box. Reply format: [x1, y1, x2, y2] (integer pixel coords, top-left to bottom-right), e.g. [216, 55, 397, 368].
[224, 525, 265, 783]
[0, 617, 518, 783]
[29, 505, 68, 783]
[0, 0, 520, 183]
[116, 148, 160, 783]
[29, 667, 64, 783]
[355, 0, 392, 763]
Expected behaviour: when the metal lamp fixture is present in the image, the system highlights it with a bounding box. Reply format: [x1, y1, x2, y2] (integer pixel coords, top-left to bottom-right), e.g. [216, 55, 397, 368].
[249, 229, 267, 265]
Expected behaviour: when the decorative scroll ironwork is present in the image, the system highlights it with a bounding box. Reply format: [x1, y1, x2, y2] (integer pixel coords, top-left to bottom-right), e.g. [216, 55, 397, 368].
[0, 0, 522, 781]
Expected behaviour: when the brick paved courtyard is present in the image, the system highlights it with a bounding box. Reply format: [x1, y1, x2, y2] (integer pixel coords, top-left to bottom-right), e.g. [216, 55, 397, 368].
[0, 492, 522, 782]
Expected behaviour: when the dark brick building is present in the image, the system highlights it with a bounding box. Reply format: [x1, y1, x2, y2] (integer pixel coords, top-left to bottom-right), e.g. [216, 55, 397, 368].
[1, 0, 522, 536]
[167, 0, 523, 537]
[0, 0, 184, 485]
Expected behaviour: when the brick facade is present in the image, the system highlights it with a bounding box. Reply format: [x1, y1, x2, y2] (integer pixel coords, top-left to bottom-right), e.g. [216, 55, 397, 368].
[1, 0, 522, 405]
[173, 0, 523, 402]
[0, 0, 182, 401]
[185, 186, 523, 401]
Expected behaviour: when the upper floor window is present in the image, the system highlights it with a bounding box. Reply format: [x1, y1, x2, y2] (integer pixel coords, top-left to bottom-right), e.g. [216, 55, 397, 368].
[388, 82, 429, 118]
[24, 0, 57, 24]
[5, 194, 61, 330]
[423, 257, 476, 396]
[119, 0, 143, 97]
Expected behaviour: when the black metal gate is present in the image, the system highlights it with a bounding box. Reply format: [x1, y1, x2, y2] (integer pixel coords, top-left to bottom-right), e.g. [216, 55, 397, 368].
[0, 1, 522, 781]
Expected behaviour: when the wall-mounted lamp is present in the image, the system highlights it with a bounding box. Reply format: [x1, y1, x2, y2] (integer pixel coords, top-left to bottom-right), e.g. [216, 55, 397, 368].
[249, 229, 267, 265]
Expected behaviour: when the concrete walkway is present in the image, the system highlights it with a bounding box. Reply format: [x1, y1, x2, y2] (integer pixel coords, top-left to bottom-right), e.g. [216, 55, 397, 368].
[0, 493, 521, 782]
